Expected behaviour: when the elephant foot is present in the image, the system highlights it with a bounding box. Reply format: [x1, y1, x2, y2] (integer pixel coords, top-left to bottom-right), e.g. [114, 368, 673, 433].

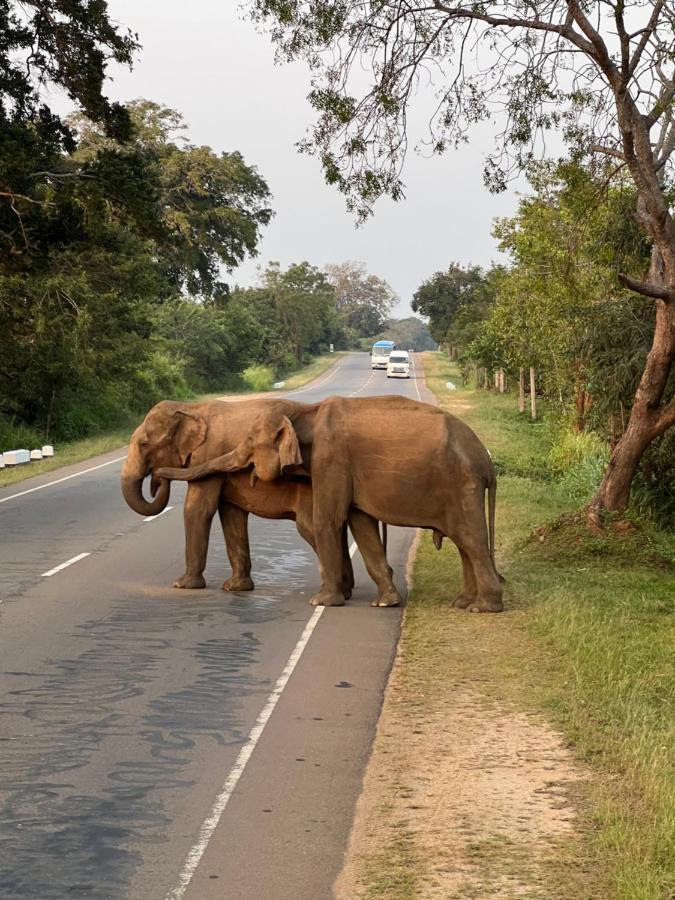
[370, 587, 402, 608]
[173, 573, 206, 589]
[452, 592, 475, 609]
[469, 595, 504, 613]
[309, 588, 346, 607]
[222, 575, 255, 592]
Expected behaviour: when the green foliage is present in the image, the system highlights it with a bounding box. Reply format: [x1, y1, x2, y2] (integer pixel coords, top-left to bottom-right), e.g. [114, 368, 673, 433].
[325, 261, 396, 340]
[241, 365, 275, 392]
[549, 429, 610, 502]
[414, 163, 672, 517]
[372, 316, 436, 351]
[0, 95, 272, 444]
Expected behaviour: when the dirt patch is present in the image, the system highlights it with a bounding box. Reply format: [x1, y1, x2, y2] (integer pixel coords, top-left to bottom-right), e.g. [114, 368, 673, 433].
[335, 642, 586, 899]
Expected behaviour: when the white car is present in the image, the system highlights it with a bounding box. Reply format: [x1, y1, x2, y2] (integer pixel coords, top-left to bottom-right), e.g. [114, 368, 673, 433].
[386, 351, 411, 378]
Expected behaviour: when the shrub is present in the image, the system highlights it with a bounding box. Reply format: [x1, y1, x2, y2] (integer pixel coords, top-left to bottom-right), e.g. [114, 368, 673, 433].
[242, 364, 275, 392]
[549, 428, 609, 501]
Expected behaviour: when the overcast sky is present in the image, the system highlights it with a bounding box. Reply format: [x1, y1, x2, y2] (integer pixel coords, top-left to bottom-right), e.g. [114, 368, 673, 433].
[104, 1, 521, 315]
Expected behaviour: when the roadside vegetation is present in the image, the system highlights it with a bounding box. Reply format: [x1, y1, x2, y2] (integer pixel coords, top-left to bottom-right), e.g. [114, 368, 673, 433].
[342, 353, 674, 900]
[0, 8, 432, 457]
[0, 352, 346, 489]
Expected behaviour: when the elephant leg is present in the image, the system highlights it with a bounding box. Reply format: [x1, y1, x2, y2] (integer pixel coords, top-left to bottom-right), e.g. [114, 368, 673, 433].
[174, 481, 221, 589]
[451, 515, 503, 613]
[349, 510, 402, 608]
[219, 501, 254, 592]
[310, 499, 351, 607]
[340, 525, 355, 601]
[296, 507, 354, 603]
[452, 548, 478, 609]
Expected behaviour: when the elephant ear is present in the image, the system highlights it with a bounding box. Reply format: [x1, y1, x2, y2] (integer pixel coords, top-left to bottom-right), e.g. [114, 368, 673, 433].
[171, 411, 208, 466]
[276, 415, 302, 471]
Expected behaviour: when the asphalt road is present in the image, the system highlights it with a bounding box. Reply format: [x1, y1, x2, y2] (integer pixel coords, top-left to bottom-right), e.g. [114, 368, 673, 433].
[0, 352, 435, 900]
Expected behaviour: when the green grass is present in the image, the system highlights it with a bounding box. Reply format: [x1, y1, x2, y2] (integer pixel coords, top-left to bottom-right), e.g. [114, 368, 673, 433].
[411, 352, 675, 899]
[0, 429, 132, 488]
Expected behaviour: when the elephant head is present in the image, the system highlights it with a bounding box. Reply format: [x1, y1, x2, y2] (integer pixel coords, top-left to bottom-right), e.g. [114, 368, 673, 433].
[121, 402, 208, 516]
[156, 409, 301, 484]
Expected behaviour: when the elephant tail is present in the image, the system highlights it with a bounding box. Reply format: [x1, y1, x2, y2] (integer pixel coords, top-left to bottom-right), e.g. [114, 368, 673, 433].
[487, 475, 502, 580]
[381, 522, 388, 555]
[432, 529, 444, 550]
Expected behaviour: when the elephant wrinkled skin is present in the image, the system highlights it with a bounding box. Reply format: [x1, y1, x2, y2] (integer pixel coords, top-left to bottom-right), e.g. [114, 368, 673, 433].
[157, 395, 503, 612]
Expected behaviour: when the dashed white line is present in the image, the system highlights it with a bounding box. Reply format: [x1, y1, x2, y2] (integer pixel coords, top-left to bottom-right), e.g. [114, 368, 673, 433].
[0, 455, 127, 505]
[143, 505, 174, 523]
[41, 552, 91, 578]
[167, 539, 358, 900]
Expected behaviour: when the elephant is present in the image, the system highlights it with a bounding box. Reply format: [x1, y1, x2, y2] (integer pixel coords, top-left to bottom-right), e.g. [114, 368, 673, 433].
[121, 399, 397, 604]
[157, 395, 503, 612]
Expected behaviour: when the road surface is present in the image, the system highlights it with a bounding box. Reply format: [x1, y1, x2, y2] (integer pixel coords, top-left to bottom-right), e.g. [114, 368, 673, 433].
[0, 353, 434, 900]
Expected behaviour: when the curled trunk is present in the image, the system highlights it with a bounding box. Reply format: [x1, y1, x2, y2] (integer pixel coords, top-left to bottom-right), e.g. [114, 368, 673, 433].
[121, 472, 171, 517]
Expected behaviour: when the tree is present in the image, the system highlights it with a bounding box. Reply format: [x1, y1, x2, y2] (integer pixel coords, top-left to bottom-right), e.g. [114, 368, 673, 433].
[248, 0, 675, 515]
[374, 316, 437, 351]
[70, 101, 273, 302]
[263, 261, 338, 362]
[0, 0, 137, 256]
[325, 261, 397, 338]
[412, 265, 493, 350]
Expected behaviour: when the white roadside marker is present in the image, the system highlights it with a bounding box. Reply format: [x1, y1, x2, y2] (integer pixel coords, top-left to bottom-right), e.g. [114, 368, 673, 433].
[143, 505, 174, 523]
[41, 552, 91, 578]
[167, 540, 358, 900]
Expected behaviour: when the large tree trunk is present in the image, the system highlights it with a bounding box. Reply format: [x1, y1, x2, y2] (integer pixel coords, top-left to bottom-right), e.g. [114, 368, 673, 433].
[589, 291, 675, 516]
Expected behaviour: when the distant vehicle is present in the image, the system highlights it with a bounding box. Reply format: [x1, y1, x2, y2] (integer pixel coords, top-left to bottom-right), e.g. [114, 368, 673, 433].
[371, 340, 396, 369]
[387, 350, 411, 379]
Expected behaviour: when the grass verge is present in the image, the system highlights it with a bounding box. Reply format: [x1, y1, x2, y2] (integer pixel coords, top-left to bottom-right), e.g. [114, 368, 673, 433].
[347, 352, 674, 899]
[0, 429, 133, 489]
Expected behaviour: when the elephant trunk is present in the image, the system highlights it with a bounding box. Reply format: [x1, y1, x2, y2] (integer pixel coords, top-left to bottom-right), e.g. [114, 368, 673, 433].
[121, 442, 171, 517]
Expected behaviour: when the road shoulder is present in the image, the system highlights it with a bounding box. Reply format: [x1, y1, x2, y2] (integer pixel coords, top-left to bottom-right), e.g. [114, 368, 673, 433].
[333, 354, 597, 900]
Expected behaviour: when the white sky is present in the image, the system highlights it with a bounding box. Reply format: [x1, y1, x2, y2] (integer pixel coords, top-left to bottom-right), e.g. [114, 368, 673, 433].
[104, 1, 522, 315]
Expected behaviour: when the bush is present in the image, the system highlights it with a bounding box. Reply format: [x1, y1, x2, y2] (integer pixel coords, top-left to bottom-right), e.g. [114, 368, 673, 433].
[549, 428, 609, 501]
[242, 364, 275, 392]
[0, 416, 44, 451]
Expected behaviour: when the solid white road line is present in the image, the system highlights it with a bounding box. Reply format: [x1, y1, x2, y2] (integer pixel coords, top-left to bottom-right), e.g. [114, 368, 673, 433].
[411, 354, 422, 401]
[167, 540, 358, 900]
[0, 455, 127, 506]
[41, 552, 91, 578]
[284, 359, 344, 395]
[143, 506, 174, 523]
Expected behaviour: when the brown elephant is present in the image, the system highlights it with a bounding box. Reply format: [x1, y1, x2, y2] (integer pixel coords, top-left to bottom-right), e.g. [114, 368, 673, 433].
[121, 399, 397, 604]
[157, 395, 503, 612]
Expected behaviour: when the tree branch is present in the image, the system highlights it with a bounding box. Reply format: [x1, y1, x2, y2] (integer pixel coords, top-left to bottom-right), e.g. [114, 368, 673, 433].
[618, 272, 675, 302]
[653, 398, 675, 437]
[431, 1, 595, 54]
[591, 144, 626, 161]
[628, 0, 665, 78]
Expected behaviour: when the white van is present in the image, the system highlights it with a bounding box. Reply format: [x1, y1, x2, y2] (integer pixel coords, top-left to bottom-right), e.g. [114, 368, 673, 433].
[387, 351, 411, 378]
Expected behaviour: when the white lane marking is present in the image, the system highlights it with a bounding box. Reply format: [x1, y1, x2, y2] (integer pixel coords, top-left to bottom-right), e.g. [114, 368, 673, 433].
[284, 359, 344, 395]
[167, 539, 358, 900]
[41, 552, 91, 578]
[347, 368, 375, 397]
[0, 455, 127, 506]
[411, 354, 422, 401]
[143, 506, 174, 523]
